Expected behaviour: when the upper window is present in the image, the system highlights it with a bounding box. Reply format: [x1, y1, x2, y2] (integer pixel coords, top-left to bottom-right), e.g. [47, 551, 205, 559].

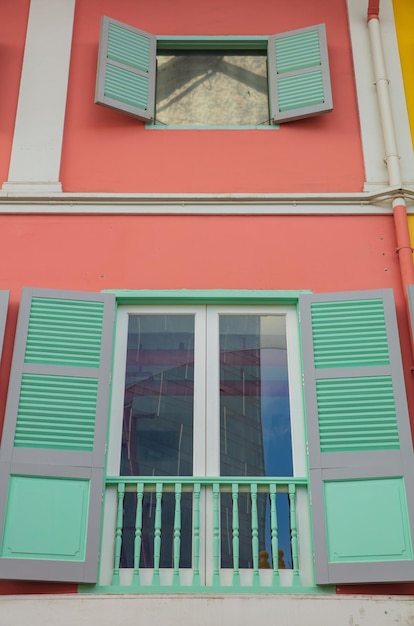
[95, 18, 333, 127]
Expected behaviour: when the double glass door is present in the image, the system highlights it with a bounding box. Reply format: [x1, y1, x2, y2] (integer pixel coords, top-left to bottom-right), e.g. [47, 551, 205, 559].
[106, 305, 300, 583]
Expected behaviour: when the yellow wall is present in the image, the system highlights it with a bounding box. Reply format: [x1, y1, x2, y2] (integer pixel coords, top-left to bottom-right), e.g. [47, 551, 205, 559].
[409, 216, 414, 250]
[393, 0, 414, 148]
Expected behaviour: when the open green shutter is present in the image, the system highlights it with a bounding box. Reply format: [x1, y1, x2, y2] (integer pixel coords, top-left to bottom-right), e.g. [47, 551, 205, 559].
[300, 289, 414, 584]
[268, 24, 333, 123]
[0, 288, 115, 583]
[0, 292, 9, 362]
[95, 16, 156, 121]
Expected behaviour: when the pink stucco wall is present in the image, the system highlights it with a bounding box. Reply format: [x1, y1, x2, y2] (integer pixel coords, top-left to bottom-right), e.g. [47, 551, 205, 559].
[60, 0, 364, 193]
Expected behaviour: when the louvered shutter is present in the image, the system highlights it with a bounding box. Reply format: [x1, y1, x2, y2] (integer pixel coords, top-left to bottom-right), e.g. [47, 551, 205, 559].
[300, 289, 414, 584]
[0, 292, 9, 361]
[0, 288, 115, 583]
[268, 24, 333, 123]
[95, 16, 156, 121]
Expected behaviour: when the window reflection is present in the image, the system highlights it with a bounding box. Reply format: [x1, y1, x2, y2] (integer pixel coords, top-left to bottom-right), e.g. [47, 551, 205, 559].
[156, 52, 269, 126]
[120, 315, 195, 568]
[219, 315, 293, 568]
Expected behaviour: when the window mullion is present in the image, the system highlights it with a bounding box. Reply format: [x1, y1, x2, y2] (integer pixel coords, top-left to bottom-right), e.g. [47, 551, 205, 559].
[205, 307, 221, 477]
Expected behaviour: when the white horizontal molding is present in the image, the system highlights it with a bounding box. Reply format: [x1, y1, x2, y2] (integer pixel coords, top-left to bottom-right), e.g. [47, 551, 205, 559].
[0, 189, 413, 214]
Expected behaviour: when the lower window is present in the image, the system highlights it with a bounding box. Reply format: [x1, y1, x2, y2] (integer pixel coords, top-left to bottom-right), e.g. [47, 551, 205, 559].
[100, 304, 313, 589]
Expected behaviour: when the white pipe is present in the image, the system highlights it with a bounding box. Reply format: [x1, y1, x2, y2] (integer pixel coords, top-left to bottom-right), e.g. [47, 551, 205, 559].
[367, 16, 402, 188]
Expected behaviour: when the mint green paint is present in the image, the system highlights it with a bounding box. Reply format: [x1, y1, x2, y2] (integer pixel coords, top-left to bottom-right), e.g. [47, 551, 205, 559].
[157, 35, 268, 50]
[106, 289, 309, 306]
[105, 64, 149, 109]
[278, 71, 324, 111]
[94, 476, 318, 593]
[316, 376, 399, 452]
[310, 299, 389, 368]
[289, 483, 300, 586]
[106, 476, 308, 487]
[324, 478, 413, 563]
[14, 373, 98, 451]
[232, 483, 240, 586]
[132, 482, 144, 586]
[146, 124, 280, 130]
[173, 483, 182, 586]
[112, 482, 125, 586]
[108, 23, 151, 71]
[193, 483, 201, 586]
[269, 484, 280, 587]
[26, 297, 104, 368]
[213, 483, 220, 586]
[1, 476, 89, 561]
[250, 484, 260, 588]
[275, 30, 321, 74]
[81, 583, 332, 594]
[153, 483, 163, 586]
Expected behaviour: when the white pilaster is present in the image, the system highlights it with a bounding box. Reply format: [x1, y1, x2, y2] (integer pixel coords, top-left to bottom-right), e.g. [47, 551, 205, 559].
[2, 0, 76, 193]
[347, 0, 414, 191]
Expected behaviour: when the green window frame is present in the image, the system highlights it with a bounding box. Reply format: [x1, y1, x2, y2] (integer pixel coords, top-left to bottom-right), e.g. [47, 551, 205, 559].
[95, 17, 333, 127]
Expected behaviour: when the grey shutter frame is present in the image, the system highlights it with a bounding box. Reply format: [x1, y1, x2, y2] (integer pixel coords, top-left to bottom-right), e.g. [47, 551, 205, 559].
[0, 288, 115, 583]
[95, 16, 156, 121]
[300, 289, 414, 584]
[0, 292, 9, 362]
[268, 23, 333, 123]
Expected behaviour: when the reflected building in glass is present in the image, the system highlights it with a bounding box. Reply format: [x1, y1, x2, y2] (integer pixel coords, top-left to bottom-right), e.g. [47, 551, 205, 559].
[119, 312, 293, 571]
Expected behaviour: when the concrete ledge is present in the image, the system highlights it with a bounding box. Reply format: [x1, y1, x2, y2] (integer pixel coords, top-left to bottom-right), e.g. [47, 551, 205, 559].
[0, 593, 413, 626]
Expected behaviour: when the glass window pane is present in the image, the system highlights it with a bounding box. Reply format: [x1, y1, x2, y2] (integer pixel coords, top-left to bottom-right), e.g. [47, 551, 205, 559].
[120, 314, 195, 570]
[219, 315, 293, 478]
[156, 52, 269, 126]
[219, 314, 293, 568]
[120, 314, 195, 477]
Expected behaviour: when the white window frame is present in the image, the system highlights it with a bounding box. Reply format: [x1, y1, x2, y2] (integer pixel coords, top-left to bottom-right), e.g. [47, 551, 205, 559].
[99, 303, 313, 588]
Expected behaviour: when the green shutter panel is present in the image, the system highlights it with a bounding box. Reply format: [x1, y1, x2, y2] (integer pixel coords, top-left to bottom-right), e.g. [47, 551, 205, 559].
[268, 24, 333, 123]
[95, 16, 156, 121]
[300, 289, 414, 584]
[0, 288, 115, 583]
[0, 292, 9, 362]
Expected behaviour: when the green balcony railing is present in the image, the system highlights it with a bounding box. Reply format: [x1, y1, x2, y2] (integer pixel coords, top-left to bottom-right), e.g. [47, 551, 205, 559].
[100, 476, 312, 593]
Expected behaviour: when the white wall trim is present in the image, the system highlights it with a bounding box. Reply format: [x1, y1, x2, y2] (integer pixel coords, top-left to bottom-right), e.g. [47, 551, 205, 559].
[0, 594, 413, 626]
[2, 0, 76, 193]
[347, 0, 414, 190]
[0, 189, 413, 214]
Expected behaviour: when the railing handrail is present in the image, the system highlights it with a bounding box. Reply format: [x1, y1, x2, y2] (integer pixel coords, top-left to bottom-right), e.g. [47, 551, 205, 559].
[105, 475, 308, 486]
